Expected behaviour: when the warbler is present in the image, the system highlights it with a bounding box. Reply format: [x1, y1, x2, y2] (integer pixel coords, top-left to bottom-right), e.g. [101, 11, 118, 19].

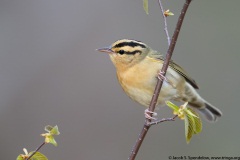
[97, 39, 222, 121]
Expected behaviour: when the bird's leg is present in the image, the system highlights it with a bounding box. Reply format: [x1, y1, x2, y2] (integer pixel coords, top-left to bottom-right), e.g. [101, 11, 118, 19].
[144, 109, 157, 120]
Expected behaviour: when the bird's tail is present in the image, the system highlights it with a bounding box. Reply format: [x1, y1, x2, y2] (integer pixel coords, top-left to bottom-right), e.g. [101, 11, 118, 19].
[184, 83, 222, 122]
[196, 102, 222, 122]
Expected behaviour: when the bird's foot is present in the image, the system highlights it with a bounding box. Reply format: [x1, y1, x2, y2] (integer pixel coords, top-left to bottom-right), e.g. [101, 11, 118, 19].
[144, 109, 157, 120]
[157, 71, 167, 81]
[157, 71, 175, 88]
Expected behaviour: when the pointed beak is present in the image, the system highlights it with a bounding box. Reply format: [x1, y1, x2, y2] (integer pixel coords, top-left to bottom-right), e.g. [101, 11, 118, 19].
[96, 47, 113, 54]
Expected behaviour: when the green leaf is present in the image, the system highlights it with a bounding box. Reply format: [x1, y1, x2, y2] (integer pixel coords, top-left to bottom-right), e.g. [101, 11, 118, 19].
[186, 109, 198, 118]
[184, 108, 202, 143]
[165, 101, 202, 143]
[50, 125, 60, 135]
[16, 155, 25, 160]
[194, 116, 202, 134]
[48, 135, 58, 146]
[16, 152, 48, 160]
[143, 0, 149, 15]
[184, 111, 195, 143]
[42, 125, 60, 146]
[44, 125, 53, 132]
[44, 125, 60, 135]
[166, 101, 179, 112]
[189, 109, 202, 134]
[29, 152, 48, 160]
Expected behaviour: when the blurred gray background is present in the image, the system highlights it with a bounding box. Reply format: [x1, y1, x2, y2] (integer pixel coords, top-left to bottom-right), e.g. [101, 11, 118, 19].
[0, 0, 239, 159]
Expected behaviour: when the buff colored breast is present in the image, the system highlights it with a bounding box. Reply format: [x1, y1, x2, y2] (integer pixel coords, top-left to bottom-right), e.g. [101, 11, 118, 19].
[116, 57, 185, 107]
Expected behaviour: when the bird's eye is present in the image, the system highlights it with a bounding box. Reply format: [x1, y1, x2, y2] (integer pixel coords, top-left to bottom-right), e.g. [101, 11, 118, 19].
[118, 50, 125, 55]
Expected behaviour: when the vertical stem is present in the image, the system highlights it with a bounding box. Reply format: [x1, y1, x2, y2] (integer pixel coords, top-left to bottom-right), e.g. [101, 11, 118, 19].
[158, 0, 171, 46]
[149, 0, 191, 114]
[128, 0, 192, 159]
[128, 124, 150, 160]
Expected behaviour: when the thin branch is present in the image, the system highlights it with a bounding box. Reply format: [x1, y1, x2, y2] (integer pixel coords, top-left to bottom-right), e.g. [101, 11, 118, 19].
[128, 0, 192, 160]
[147, 115, 178, 126]
[158, 0, 171, 46]
[26, 142, 46, 160]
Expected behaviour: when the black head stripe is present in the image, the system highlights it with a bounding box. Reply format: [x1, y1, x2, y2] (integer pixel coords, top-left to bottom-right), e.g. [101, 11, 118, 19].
[114, 41, 146, 49]
[125, 50, 142, 55]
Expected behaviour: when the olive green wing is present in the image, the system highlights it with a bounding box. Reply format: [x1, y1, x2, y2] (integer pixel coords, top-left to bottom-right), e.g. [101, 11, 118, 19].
[168, 60, 199, 89]
[148, 51, 199, 89]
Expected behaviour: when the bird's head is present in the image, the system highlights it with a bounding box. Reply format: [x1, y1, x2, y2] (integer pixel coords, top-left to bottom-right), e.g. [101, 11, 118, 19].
[97, 39, 150, 71]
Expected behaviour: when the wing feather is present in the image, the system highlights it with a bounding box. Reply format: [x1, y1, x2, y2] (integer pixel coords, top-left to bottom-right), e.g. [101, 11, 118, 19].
[148, 51, 199, 89]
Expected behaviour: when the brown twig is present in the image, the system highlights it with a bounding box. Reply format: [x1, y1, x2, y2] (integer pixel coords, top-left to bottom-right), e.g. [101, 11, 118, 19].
[158, 0, 171, 46]
[26, 142, 46, 160]
[128, 0, 192, 160]
[147, 115, 178, 126]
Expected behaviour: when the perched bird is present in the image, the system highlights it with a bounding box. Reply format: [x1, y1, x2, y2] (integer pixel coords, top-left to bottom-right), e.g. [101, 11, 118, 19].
[97, 39, 222, 122]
